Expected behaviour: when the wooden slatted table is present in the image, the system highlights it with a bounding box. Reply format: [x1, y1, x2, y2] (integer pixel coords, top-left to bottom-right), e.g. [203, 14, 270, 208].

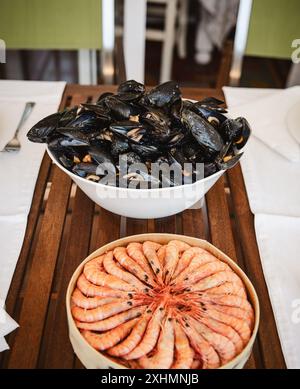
[0, 85, 286, 369]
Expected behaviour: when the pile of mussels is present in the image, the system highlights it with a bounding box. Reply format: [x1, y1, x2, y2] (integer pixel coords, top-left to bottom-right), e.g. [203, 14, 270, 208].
[27, 80, 251, 188]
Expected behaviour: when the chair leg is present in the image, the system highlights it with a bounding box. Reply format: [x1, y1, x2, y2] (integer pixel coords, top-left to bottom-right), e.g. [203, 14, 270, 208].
[176, 0, 188, 59]
[160, 0, 177, 83]
[78, 49, 97, 85]
[229, 0, 253, 86]
[123, 0, 147, 83]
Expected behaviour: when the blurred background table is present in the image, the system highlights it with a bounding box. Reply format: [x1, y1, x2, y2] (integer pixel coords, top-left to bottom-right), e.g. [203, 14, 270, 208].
[0, 84, 286, 369]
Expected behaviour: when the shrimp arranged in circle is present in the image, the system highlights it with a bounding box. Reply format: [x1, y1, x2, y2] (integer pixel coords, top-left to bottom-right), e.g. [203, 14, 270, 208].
[71, 239, 255, 369]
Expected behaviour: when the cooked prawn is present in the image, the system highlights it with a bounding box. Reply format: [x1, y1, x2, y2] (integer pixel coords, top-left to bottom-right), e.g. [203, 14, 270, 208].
[188, 271, 244, 292]
[76, 274, 131, 298]
[75, 306, 145, 332]
[164, 240, 190, 284]
[142, 241, 163, 283]
[173, 247, 209, 279]
[183, 320, 220, 369]
[123, 304, 165, 360]
[172, 321, 194, 369]
[107, 309, 153, 357]
[126, 242, 155, 277]
[71, 288, 118, 309]
[190, 317, 236, 365]
[103, 251, 147, 291]
[139, 315, 175, 369]
[82, 318, 138, 350]
[114, 247, 155, 286]
[72, 299, 142, 322]
[203, 281, 246, 298]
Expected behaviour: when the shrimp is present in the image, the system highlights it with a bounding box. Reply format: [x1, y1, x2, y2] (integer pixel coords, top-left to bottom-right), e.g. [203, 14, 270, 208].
[181, 261, 230, 285]
[203, 281, 247, 298]
[173, 247, 209, 279]
[164, 240, 190, 284]
[139, 315, 175, 369]
[84, 258, 134, 292]
[203, 306, 252, 345]
[103, 251, 147, 291]
[75, 306, 145, 332]
[188, 271, 244, 292]
[190, 318, 236, 365]
[113, 247, 155, 286]
[76, 274, 130, 298]
[142, 241, 163, 283]
[206, 295, 254, 319]
[199, 316, 243, 354]
[171, 321, 194, 369]
[82, 318, 138, 350]
[107, 309, 153, 357]
[126, 242, 155, 277]
[172, 252, 218, 285]
[183, 321, 220, 368]
[72, 299, 142, 322]
[157, 245, 167, 267]
[210, 304, 253, 329]
[71, 288, 118, 309]
[123, 304, 165, 360]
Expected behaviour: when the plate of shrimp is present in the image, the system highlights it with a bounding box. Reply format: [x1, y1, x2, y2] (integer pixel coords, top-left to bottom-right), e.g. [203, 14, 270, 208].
[66, 234, 259, 369]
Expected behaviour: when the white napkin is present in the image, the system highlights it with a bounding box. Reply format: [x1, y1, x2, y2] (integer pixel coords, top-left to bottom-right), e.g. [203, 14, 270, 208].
[255, 214, 300, 369]
[224, 86, 300, 368]
[224, 86, 300, 162]
[0, 80, 66, 351]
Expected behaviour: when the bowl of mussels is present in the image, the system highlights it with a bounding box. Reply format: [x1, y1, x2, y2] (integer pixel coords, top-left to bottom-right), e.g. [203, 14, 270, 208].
[27, 81, 251, 219]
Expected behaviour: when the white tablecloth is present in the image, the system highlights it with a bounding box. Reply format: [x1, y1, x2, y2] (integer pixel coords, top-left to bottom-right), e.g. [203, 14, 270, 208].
[223, 86, 300, 368]
[0, 80, 66, 351]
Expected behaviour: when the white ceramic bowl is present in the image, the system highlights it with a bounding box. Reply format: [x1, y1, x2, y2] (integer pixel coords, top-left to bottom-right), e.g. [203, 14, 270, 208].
[47, 146, 224, 219]
[66, 234, 260, 369]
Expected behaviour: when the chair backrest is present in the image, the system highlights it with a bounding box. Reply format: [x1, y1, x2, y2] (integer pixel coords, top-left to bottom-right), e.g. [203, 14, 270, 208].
[0, 0, 102, 49]
[246, 0, 300, 59]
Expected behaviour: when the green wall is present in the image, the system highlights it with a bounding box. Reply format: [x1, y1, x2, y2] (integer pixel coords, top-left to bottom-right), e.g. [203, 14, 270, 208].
[0, 0, 102, 49]
[246, 0, 300, 59]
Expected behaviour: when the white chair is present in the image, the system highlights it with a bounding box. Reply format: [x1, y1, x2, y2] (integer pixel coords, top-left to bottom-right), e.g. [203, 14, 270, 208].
[123, 0, 189, 83]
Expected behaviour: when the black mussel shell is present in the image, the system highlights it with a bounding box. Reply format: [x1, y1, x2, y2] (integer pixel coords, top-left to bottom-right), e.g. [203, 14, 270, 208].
[142, 81, 181, 109]
[96, 92, 114, 105]
[27, 112, 62, 143]
[56, 128, 90, 146]
[131, 143, 161, 160]
[72, 162, 98, 177]
[111, 136, 130, 159]
[117, 80, 145, 102]
[182, 109, 223, 153]
[104, 96, 140, 120]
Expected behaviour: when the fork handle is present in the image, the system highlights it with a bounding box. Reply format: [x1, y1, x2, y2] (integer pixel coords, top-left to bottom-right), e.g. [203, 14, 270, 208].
[14, 102, 36, 138]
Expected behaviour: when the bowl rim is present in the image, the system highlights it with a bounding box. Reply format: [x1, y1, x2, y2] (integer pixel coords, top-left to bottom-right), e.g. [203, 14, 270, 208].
[66, 233, 260, 370]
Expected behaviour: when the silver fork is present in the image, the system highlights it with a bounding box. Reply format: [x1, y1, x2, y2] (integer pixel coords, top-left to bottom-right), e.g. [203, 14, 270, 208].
[2, 102, 36, 152]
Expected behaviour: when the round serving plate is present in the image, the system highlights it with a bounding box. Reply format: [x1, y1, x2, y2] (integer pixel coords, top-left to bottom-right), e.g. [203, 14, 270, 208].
[66, 233, 260, 370]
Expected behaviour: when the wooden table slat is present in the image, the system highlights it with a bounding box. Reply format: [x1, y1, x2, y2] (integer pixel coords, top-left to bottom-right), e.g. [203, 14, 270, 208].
[7, 168, 72, 368]
[42, 188, 95, 368]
